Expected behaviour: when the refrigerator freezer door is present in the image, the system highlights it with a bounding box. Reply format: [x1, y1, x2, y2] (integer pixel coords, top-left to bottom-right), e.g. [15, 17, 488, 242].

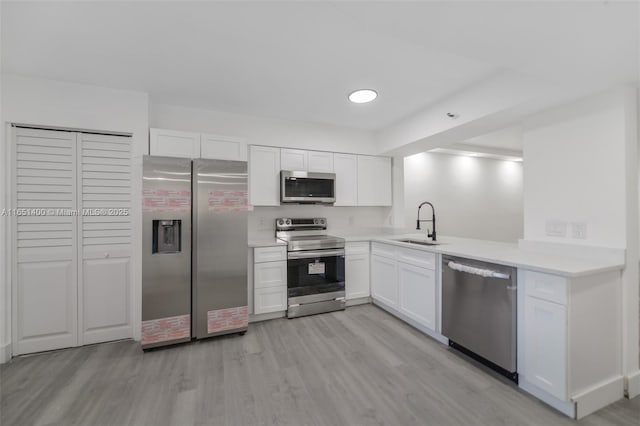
[142, 156, 192, 348]
[193, 159, 249, 339]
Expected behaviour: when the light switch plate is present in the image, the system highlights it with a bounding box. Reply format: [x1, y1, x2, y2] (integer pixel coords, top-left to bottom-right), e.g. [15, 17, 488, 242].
[545, 220, 567, 237]
[571, 222, 587, 239]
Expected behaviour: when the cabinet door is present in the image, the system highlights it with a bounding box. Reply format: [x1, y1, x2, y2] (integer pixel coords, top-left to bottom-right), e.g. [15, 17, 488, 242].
[201, 134, 247, 161]
[307, 151, 334, 172]
[249, 146, 281, 206]
[149, 128, 200, 158]
[357, 155, 392, 206]
[254, 261, 287, 289]
[523, 297, 567, 400]
[254, 286, 287, 315]
[334, 153, 358, 206]
[281, 148, 308, 171]
[398, 261, 436, 330]
[371, 255, 398, 307]
[254, 261, 287, 314]
[346, 253, 370, 300]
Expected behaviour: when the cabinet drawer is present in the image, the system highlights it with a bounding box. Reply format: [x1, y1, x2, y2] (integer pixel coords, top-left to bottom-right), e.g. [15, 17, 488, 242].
[522, 270, 567, 305]
[371, 242, 396, 259]
[254, 261, 287, 289]
[397, 247, 436, 270]
[254, 246, 287, 263]
[345, 241, 370, 255]
[254, 286, 287, 315]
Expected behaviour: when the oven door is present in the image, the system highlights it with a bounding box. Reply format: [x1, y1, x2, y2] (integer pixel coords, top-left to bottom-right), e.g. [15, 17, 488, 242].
[287, 249, 345, 304]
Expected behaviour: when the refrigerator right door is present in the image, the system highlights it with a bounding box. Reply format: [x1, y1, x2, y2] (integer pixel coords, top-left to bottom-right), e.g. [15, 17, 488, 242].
[193, 159, 249, 339]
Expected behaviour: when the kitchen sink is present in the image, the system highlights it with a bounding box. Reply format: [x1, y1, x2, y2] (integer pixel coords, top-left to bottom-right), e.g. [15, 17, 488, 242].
[396, 239, 440, 246]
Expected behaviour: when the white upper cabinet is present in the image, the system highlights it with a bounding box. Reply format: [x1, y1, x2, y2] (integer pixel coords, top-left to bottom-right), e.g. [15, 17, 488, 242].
[281, 148, 334, 173]
[357, 155, 392, 206]
[307, 150, 334, 172]
[150, 128, 247, 161]
[149, 128, 201, 158]
[281, 149, 308, 171]
[249, 145, 281, 206]
[200, 133, 247, 161]
[334, 153, 358, 206]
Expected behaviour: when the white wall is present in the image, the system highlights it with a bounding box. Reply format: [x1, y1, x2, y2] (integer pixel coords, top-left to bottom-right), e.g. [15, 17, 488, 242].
[150, 103, 378, 155]
[522, 87, 639, 396]
[249, 206, 390, 240]
[523, 90, 627, 248]
[403, 152, 523, 242]
[0, 73, 149, 362]
[0, 3, 6, 363]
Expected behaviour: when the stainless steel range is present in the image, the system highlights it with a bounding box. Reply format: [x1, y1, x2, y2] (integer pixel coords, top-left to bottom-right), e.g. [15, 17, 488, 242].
[276, 217, 346, 318]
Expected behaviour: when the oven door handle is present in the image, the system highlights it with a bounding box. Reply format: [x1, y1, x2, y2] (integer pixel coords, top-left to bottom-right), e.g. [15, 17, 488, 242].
[288, 249, 345, 260]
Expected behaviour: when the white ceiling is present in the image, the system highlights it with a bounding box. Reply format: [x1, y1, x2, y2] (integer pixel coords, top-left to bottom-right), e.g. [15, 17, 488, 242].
[1, 1, 638, 133]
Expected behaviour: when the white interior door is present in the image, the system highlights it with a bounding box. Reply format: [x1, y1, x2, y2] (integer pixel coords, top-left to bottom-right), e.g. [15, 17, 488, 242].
[79, 133, 132, 345]
[13, 128, 79, 355]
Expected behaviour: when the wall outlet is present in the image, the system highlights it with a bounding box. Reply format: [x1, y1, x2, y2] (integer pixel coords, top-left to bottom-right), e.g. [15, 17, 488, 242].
[545, 220, 567, 237]
[348, 216, 354, 226]
[258, 216, 268, 230]
[571, 222, 587, 239]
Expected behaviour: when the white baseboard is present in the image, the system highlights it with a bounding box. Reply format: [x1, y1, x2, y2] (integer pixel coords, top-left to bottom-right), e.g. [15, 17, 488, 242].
[572, 376, 625, 419]
[346, 296, 371, 307]
[519, 379, 576, 418]
[372, 299, 448, 345]
[625, 370, 640, 398]
[249, 311, 286, 323]
[0, 341, 12, 364]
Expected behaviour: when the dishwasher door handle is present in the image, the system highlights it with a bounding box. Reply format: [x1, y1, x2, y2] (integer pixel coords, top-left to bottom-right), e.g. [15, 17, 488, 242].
[447, 261, 511, 280]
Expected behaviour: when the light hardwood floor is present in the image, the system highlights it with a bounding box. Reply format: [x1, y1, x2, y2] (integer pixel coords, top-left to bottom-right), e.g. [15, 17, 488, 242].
[1, 305, 638, 426]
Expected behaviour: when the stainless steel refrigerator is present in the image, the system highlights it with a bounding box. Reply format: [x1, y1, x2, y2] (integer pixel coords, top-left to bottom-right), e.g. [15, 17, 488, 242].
[142, 156, 248, 349]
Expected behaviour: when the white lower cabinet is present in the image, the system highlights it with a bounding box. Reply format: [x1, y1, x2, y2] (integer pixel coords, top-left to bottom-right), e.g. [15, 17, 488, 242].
[253, 246, 287, 315]
[371, 254, 398, 308]
[345, 242, 370, 300]
[371, 242, 438, 333]
[254, 286, 287, 315]
[518, 268, 623, 419]
[398, 261, 436, 331]
[522, 296, 567, 400]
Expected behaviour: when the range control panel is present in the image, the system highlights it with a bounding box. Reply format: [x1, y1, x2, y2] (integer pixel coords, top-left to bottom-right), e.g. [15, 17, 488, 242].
[275, 217, 326, 231]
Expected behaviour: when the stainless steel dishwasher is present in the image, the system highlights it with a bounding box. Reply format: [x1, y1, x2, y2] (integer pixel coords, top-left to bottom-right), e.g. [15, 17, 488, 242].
[441, 255, 518, 382]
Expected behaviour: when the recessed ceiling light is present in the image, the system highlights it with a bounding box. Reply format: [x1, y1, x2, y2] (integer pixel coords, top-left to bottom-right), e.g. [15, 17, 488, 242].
[349, 89, 377, 104]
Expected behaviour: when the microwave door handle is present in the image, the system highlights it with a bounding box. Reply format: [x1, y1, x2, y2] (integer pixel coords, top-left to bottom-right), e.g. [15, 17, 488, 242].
[288, 249, 345, 260]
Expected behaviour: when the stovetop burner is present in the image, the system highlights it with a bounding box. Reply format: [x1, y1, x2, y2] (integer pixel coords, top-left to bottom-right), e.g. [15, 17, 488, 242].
[275, 217, 345, 252]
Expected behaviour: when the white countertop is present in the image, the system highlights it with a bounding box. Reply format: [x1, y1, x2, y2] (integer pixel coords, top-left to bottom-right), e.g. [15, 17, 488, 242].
[363, 234, 624, 278]
[248, 237, 286, 248]
[248, 228, 624, 277]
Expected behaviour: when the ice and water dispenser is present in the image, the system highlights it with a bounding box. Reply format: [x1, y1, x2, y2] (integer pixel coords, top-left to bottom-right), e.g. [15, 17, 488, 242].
[152, 219, 182, 253]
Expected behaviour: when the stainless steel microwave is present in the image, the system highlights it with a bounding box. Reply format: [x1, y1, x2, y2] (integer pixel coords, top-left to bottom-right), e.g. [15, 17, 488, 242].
[280, 170, 336, 204]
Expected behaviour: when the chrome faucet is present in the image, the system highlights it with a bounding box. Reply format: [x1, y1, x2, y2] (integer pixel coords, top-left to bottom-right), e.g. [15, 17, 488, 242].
[416, 201, 437, 241]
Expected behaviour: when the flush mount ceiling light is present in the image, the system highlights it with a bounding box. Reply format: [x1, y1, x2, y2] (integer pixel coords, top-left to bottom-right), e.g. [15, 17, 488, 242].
[348, 89, 377, 103]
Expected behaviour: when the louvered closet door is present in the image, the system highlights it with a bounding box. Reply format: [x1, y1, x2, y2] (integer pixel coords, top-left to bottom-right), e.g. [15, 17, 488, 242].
[79, 133, 132, 345]
[13, 128, 78, 355]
